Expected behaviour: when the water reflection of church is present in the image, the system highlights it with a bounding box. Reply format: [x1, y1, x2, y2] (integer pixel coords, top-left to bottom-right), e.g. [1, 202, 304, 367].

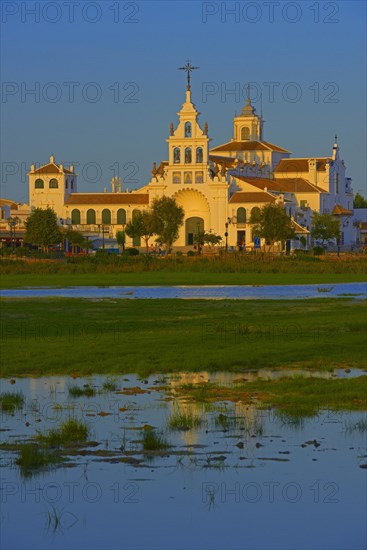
[28, 65, 355, 249]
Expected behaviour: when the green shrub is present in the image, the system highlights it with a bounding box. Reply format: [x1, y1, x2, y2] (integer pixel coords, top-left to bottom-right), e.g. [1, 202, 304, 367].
[124, 248, 139, 256]
[313, 246, 325, 256]
[14, 246, 29, 257]
[95, 249, 110, 259]
[187, 250, 195, 257]
[0, 247, 12, 256]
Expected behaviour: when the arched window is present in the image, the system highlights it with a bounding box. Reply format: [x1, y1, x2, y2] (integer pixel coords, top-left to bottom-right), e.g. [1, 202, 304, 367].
[185, 147, 192, 164]
[241, 127, 250, 141]
[35, 179, 44, 189]
[102, 209, 111, 224]
[237, 207, 246, 224]
[49, 178, 58, 189]
[173, 148, 181, 164]
[132, 209, 141, 221]
[86, 209, 96, 225]
[185, 122, 192, 137]
[196, 147, 203, 163]
[117, 208, 126, 225]
[250, 206, 261, 222]
[71, 209, 81, 225]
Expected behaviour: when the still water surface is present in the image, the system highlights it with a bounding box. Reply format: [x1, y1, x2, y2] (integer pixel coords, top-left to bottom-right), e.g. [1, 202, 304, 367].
[1, 372, 366, 550]
[1, 282, 367, 300]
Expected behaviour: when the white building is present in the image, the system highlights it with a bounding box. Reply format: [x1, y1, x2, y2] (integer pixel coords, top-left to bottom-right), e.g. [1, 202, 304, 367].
[27, 74, 356, 250]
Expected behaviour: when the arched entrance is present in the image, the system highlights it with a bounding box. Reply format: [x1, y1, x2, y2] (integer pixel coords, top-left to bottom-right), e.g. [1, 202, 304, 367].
[186, 217, 204, 245]
[172, 189, 210, 247]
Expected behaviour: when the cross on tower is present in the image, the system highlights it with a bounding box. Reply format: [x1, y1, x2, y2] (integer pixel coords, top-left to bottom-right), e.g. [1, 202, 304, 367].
[178, 61, 199, 91]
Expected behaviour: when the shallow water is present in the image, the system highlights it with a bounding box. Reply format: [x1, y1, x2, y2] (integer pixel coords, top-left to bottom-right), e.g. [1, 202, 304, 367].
[1, 373, 366, 550]
[1, 282, 367, 300]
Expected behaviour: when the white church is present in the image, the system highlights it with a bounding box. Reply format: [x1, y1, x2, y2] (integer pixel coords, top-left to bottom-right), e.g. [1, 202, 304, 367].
[27, 66, 355, 250]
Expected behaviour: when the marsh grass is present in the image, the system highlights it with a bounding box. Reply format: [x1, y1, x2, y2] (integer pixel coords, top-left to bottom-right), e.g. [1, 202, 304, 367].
[177, 377, 367, 417]
[169, 411, 203, 431]
[2, 299, 366, 377]
[345, 418, 367, 433]
[46, 505, 65, 533]
[0, 392, 25, 413]
[16, 444, 63, 477]
[37, 418, 89, 447]
[141, 430, 169, 451]
[68, 384, 96, 397]
[102, 378, 119, 392]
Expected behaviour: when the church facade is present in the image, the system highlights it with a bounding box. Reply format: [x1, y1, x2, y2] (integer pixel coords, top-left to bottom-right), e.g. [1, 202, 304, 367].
[28, 75, 355, 250]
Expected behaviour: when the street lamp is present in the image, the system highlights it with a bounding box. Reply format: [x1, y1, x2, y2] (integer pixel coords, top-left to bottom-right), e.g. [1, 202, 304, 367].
[7, 216, 20, 252]
[98, 224, 105, 249]
[225, 216, 237, 252]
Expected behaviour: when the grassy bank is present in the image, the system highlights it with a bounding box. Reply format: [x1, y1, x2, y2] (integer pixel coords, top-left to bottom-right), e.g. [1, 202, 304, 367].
[0, 298, 366, 377]
[1, 272, 366, 288]
[0, 255, 366, 288]
[174, 377, 367, 416]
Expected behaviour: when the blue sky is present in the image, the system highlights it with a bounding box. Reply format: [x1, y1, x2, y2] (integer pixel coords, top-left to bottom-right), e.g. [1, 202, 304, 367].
[1, 0, 366, 202]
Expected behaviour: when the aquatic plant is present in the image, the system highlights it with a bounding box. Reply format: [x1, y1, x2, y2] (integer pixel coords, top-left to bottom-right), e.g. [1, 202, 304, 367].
[141, 430, 169, 451]
[345, 418, 367, 433]
[37, 418, 89, 446]
[102, 378, 118, 392]
[16, 444, 63, 476]
[169, 411, 202, 431]
[68, 384, 96, 397]
[0, 392, 25, 413]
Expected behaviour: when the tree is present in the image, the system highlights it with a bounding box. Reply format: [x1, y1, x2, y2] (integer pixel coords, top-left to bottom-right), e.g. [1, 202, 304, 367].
[194, 230, 222, 252]
[250, 203, 295, 251]
[354, 192, 367, 209]
[311, 212, 340, 246]
[64, 228, 86, 254]
[116, 230, 126, 253]
[151, 196, 184, 254]
[24, 207, 62, 251]
[203, 231, 222, 247]
[125, 210, 156, 252]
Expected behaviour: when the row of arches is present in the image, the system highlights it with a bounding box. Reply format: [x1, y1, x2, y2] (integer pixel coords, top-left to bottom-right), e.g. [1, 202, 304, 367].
[173, 147, 203, 164]
[35, 178, 59, 189]
[236, 206, 261, 224]
[71, 208, 130, 225]
[34, 178, 75, 189]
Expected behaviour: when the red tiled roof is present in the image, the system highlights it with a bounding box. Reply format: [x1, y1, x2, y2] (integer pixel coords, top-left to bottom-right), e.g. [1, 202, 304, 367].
[234, 176, 323, 193]
[0, 198, 18, 208]
[332, 204, 353, 216]
[211, 140, 289, 153]
[209, 155, 236, 167]
[65, 193, 149, 205]
[229, 192, 276, 204]
[274, 158, 329, 174]
[31, 162, 74, 175]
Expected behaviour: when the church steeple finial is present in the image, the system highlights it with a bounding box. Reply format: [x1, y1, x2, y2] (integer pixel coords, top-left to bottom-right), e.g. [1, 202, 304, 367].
[178, 60, 199, 91]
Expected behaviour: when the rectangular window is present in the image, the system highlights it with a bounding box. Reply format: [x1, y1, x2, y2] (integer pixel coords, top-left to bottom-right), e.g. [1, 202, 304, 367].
[195, 171, 203, 183]
[173, 172, 181, 184]
[184, 172, 192, 184]
[300, 200, 307, 210]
